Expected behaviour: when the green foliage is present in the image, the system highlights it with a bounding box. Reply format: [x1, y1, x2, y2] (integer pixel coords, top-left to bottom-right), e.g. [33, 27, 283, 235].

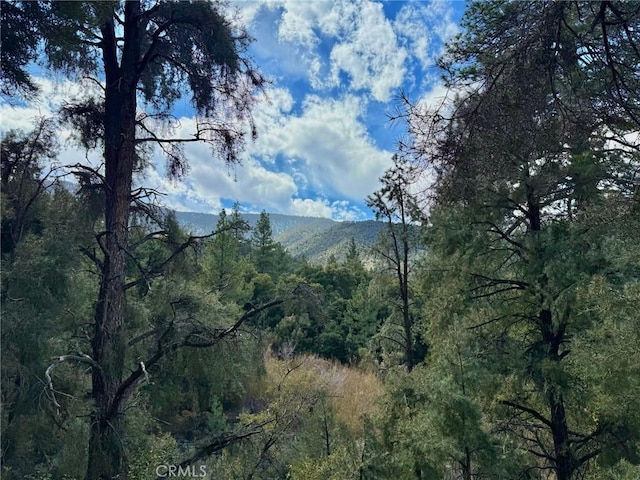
[126, 403, 178, 480]
[3, 1, 268, 477]
[378, 2, 640, 478]
[1, 118, 59, 255]
[5, 2, 639, 479]
[200, 209, 255, 303]
[251, 210, 292, 278]
[206, 354, 381, 480]
[176, 211, 387, 266]
[1, 181, 95, 480]
[0, 153, 387, 480]
[1, 4, 387, 480]
[266, 260, 381, 363]
[0, 0, 45, 98]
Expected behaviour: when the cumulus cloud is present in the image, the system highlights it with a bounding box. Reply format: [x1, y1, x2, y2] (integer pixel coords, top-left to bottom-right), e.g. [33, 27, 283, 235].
[393, 1, 459, 72]
[394, 4, 435, 73]
[325, 1, 407, 102]
[251, 92, 393, 200]
[290, 197, 333, 218]
[244, 0, 407, 102]
[147, 89, 391, 220]
[289, 198, 366, 221]
[277, 2, 333, 48]
[1, 77, 101, 131]
[1, 77, 108, 179]
[1, 1, 465, 221]
[240, 0, 459, 103]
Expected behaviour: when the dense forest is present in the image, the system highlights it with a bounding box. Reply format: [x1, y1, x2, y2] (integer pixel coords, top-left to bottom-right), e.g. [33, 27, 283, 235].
[1, 1, 639, 480]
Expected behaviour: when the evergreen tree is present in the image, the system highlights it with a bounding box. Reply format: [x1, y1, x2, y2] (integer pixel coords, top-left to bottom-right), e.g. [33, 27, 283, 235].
[251, 210, 288, 278]
[0, 2, 266, 478]
[209, 210, 236, 292]
[0, 0, 45, 99]
[252, 210, 274, 250]
[367, 154, 424, 370]
[344, 237, 364, 273]
[1, 183, 97, 479]
[395, 1, 640, 478]
[202, 208, 254, 304]
[1, 118, 58, 255]
[230, 201, 251, 256]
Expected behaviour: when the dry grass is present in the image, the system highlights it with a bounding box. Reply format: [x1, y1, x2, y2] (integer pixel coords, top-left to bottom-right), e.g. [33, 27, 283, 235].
[263, 353, 383, 434]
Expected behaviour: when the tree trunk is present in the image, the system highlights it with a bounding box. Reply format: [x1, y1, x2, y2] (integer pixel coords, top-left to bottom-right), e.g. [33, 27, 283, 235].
[550, 390, 573, 480]
[401, 256, 413, 371]
[86, 3, 140, 479]
[529, 180, 573, 480]
[399, 202, 413, 371]
[541, 308, 573, 480]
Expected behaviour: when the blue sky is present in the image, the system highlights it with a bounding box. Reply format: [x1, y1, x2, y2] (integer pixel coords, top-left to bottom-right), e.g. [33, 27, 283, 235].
[0, 0, 466, 221]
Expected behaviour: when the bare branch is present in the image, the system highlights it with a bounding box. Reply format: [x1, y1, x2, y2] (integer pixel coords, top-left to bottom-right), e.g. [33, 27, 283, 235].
[500, 400, 552, 429]
[124, 226, 236, 291]
[79, 246, 104, 271]
[45, 354, 102, 410]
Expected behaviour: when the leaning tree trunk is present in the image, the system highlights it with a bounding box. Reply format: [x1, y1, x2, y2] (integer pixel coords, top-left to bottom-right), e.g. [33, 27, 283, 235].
[86, 3, 140, 479]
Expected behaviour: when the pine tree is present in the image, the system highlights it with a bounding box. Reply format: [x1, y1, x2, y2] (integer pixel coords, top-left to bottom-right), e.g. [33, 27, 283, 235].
[367, 155, 424, 370]
[0, 3, 265, 478]
[399, 2, 640, 478]
[251, 210, 286, 277]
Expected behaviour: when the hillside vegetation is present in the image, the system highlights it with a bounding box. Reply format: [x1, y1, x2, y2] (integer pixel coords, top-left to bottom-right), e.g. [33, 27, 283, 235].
[175, 210, 388, 264]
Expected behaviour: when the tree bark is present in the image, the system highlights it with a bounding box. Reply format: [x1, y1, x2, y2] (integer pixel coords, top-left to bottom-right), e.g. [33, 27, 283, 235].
[86, 3, 140, 479]
[531, 185, 573, 480]
[395, 195, 413, 371]
[541, 308, 573, 480]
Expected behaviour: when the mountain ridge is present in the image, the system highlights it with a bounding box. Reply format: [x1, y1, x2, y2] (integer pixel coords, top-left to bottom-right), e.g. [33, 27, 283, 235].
[174, 210, 386, 264]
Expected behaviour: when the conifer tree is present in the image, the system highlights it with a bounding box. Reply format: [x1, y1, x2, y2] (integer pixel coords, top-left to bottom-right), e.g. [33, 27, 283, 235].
[0, 2, 265, 478]
[399, 2, 640, 478]
[367, 154, 424, 370]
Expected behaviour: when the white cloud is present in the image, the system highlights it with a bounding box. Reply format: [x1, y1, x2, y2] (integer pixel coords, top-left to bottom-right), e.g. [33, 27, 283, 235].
[250, 92, 393, 201]
[246, 87, 295, 162]
[329, 200, 368, 221]
[394, 4, 435, 71]
[289, 198, 366, 221]
[144, 119, 298, 214]
[0, 77, 101, 132]
[325, 1, 407, 102]
[0, 104, 46, 133]
[1, 77, 108, 181]
[392, 1, 461, 95]
[133, 86, 392, 221]
[246, 0, 408, 102]
[414, 82, 451, 114]
[143, 90, 391, 220]
[1, 0, 466, 221]
[290, 197, 333, 217]
[242, 0, 460, 103]
[428, 0, 461, 44]
[277, 2, 332, 48]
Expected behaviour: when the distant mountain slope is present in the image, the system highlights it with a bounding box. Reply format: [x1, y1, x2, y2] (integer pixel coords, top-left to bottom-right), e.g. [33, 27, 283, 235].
[284, 220, 385, 264]
[174, 211, 386, 264]
[175, 211, 335, 236]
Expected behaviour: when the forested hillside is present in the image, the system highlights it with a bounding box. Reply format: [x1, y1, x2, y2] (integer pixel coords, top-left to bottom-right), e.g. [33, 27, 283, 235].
[176, 211, 336, 237]
[1, 2, 639, 480]
[175, 210, 388, 264]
